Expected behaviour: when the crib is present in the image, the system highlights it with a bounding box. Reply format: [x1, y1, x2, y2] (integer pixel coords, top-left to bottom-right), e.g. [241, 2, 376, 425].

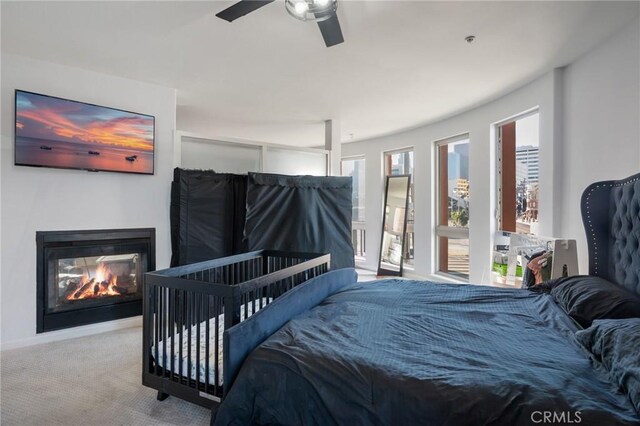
[142, 250, 330, 408]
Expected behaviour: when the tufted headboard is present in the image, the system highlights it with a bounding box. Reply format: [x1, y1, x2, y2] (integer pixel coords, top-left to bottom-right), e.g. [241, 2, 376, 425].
[581, 172, 640, 296]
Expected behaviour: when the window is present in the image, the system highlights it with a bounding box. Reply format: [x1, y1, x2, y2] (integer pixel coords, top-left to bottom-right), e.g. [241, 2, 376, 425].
[498, 112, 540, 235]
[341, 157, 366, 259]
[341, 157, 366, 221]
[384, 149, 414, 269]
[436, 135, 470, 279]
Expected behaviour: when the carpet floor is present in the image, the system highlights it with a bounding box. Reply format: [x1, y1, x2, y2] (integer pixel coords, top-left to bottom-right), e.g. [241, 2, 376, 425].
[1, 326, 210, 426]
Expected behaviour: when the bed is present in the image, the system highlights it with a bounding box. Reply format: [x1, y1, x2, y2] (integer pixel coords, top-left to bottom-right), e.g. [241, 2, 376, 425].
[212, 172, 640, 425]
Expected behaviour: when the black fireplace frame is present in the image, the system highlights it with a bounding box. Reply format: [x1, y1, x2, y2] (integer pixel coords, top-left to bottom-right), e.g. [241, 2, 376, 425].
[36, 228, 156, 333]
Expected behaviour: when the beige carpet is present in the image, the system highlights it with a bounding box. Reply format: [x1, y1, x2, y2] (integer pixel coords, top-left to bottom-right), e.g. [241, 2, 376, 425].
[1, 327, 210, 426]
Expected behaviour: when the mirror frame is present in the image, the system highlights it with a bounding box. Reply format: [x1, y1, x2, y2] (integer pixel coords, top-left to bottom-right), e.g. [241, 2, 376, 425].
[377, 174, 411, 276]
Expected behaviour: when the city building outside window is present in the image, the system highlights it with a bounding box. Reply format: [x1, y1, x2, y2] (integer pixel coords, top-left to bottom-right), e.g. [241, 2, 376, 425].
[498, 112, 540, 235]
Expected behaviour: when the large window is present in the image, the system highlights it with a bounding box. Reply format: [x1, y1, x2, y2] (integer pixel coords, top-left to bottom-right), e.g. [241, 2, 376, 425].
[384, 149, 414, 269]
[436, 135, 470, 279]
[498, 112, 540, 235]
[341, 157, 366, 259]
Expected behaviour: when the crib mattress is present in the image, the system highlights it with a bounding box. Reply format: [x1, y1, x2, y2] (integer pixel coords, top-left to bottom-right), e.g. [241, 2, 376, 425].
[152, 298, 269, 386]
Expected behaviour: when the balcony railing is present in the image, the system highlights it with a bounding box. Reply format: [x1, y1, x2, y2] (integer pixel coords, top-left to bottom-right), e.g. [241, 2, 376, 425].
[352, 221, 366, 260]
[404, 221, 414, 267]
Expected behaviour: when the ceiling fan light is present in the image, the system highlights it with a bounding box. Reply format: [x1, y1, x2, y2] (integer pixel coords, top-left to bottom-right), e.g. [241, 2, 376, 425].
[285, 0, 337, 22]
[294, 1, 308, 16]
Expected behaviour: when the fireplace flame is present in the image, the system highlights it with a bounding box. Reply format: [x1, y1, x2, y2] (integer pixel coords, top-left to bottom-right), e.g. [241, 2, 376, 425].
[67, 263, 121, 300]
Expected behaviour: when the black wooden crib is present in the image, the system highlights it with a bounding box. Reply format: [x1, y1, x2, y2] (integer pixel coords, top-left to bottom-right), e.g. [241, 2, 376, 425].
[142, 250, 330, 408]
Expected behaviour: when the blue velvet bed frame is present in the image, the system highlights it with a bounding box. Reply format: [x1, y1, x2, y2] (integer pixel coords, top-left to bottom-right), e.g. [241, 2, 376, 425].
[222, 172, 640, 398]
[581, 171, 640, 295]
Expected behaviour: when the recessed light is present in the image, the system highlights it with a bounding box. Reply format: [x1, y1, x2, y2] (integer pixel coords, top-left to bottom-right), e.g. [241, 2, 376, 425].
[465, 35, 476, 43]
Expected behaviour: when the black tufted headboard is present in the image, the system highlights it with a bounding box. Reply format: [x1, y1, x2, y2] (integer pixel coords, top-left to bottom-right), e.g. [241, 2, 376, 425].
[581, 172, 640, 296]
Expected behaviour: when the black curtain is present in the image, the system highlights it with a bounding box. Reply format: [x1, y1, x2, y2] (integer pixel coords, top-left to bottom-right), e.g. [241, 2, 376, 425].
[171, 169, 354, 270]
[243, 172, 354, 270]
[170, 169, 247, 266]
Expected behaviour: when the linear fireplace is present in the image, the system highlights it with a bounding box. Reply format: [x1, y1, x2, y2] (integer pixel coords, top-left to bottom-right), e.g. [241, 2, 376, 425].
[36, 228, 155, 333]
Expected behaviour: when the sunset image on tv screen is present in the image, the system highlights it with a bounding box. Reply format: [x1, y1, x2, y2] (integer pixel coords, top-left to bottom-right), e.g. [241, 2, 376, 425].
[15, 90, 154, 174]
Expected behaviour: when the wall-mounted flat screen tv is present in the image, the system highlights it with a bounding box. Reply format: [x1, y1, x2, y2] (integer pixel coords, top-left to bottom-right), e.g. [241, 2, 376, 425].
[15, 90, 155, 175]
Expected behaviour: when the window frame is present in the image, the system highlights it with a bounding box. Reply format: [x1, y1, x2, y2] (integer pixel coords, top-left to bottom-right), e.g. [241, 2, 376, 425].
[495, 109, 540, 235]
[383, 146, 414, 176]
[434, 133, 471, 280]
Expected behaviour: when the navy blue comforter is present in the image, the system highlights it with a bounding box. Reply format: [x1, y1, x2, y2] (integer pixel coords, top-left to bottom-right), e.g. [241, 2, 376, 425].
[214, 280, 640, 425]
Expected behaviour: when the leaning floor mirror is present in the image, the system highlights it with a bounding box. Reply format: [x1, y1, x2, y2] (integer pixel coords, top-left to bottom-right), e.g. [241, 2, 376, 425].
[377, 175, 411, 276]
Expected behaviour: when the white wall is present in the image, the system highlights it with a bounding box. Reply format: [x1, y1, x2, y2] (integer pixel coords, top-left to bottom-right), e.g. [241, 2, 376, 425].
[175, 132, 330, 176]
[344, 16, 640, 283]
[263, 147, 327, 176]
[561, 16, 640, 272]
[0, 54, 177, 349]
[343, 71, 559, 283]
[180, 137, 263, 173]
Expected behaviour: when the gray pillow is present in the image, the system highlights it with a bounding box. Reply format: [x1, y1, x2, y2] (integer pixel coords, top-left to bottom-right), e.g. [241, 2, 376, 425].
[576, 318, 640, 413]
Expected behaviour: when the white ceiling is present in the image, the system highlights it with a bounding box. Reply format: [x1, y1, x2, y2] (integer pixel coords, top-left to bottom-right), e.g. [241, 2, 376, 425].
[2, 1, 638, 147]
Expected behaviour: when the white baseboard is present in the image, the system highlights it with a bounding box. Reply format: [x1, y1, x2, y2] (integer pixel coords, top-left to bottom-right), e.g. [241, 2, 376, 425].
[0, 316, 142, 352]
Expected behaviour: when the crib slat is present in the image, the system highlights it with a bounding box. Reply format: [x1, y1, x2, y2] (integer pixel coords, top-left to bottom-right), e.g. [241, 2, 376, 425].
[252, 290, 256, 316]
[214, 296, 220, 393]
[170, 288, 175, 382]
[196, 292, 201, 390]
[161, 286, 166, 378]
[186, 291, 191, 385]
[179, 289, 184, 385]
[153, 285, 159, 376]
[243, 290, 248, 321]
[205, 294, 210, 394]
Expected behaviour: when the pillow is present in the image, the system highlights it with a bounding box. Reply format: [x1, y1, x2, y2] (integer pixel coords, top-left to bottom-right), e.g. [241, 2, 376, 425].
[576, 319, 640, 412]
[545, 275, 640, 327]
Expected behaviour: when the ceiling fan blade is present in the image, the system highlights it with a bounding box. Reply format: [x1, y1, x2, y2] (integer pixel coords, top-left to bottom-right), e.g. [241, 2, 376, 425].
[317, 14, 344, 47]
[216, 0, 275, 22]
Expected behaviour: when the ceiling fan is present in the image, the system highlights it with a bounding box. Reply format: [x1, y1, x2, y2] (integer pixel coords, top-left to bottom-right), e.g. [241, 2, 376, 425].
[216, 0, 344, 47]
